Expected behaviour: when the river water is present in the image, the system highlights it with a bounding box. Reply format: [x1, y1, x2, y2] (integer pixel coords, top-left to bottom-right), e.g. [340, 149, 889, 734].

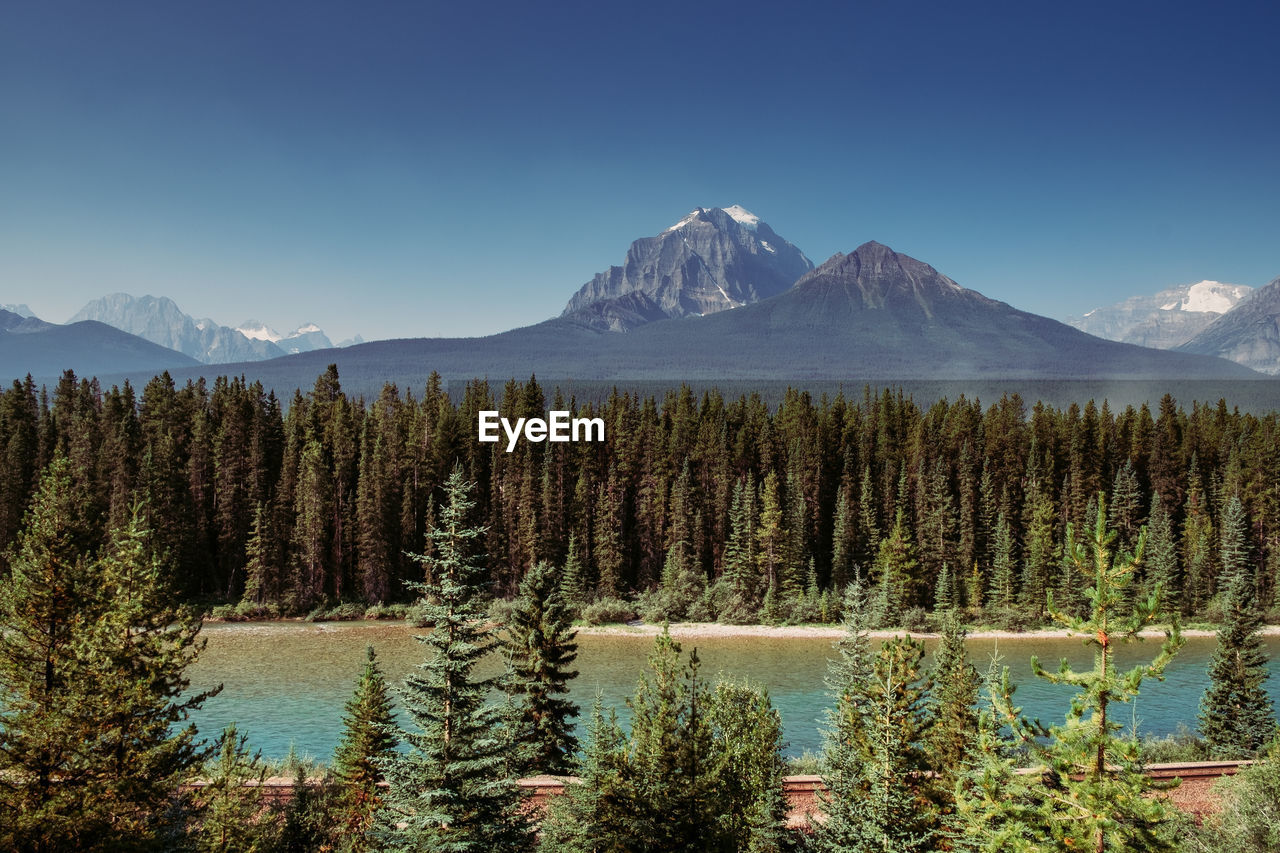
[187, 621, 1280, 761]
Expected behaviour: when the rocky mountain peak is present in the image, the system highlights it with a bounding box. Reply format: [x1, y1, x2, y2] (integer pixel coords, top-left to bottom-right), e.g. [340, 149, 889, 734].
[562, 205, 813, 331]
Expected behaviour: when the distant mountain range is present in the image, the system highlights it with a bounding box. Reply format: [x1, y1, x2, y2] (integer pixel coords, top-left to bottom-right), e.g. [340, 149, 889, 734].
[0, 308, 200, 378]
[3, 207, 1273, 389]
[69, 294, 342, 364]
[235, 320, 342, 354]
[562, 205, 812, 331]
[93, 241, 1259, 398]
[1178, 277, 1280, 374]
[1066, 280, 1253, 349]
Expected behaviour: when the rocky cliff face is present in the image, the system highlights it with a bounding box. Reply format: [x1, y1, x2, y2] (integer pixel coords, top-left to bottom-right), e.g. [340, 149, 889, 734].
[1178, 277, 1280, 374]
[561, 205, 812, 331]
[70, 294, 285, 364]
[1066, 280, 1253, 349]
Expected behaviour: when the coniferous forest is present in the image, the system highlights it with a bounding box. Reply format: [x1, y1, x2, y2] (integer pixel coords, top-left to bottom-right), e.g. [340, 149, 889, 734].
[1, 366, 1279, 851]
[2, 365, 1279, 628]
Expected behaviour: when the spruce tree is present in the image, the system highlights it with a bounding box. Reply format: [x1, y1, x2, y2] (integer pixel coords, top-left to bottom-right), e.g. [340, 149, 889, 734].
[814, 581, 937, 853]
[559, 532, 586, 610]
[377, 465, 531, 851]
[623, 629, 722, 850]
[988, 511, 1016, 611]
[928, 610, 980, 792]
[83, 507, 218, 845]
[504, 559, 580, 776]
[332, 646, 398, 850]
[1144, 493, 1180, 613]
[872, 507, 918, 626]
[1198, 569, 1277, 759]
[537, 694, 632, 853]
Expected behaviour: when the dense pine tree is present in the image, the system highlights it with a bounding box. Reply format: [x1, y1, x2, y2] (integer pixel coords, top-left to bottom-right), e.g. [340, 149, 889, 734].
[928, 610, 980, 792]
[377, 465, 531, 851]
[0, 460, 214, 851]
[332, 646, 398, 850]
[504, 559, 580, 776]
[1199, 568, 1277, 759]
[814, 582, 938, 853]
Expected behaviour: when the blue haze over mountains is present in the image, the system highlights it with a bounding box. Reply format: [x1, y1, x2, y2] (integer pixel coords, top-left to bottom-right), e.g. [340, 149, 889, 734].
[2, 207, 1275, 401]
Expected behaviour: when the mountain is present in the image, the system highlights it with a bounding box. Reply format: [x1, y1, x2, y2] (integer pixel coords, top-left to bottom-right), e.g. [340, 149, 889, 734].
[561, 205, 813, 331]
[235, 320, 336, 354]
[70, 294, 285, 364]
[1066, 280, 1253, 349]
[1178, 277, 1280, 374]
[104, 242, 1258, 397]
[1, 309, 200, 380]
[1, 303, 35, 319]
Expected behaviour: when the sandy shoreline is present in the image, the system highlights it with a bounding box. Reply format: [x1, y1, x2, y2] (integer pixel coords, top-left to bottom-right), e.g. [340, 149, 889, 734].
[204, 618, 1280, 642]
[573, 621, 1280, 641]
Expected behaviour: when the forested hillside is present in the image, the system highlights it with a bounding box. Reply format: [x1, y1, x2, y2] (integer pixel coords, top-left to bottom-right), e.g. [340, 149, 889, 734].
[1, 366, 1277, 625]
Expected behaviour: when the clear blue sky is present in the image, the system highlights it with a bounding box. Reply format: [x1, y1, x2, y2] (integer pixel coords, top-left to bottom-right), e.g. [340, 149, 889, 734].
[3, 0, 1277, 342]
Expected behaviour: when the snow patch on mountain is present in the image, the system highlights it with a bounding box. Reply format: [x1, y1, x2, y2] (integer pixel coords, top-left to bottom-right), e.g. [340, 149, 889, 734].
[236, 320, 283, 342]
[1160, 280, 1253, 314]
[721, 204, 759, 230]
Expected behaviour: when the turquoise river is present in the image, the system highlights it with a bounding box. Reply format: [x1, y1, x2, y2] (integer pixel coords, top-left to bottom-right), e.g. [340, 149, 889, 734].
[187, 621, 1280, 761]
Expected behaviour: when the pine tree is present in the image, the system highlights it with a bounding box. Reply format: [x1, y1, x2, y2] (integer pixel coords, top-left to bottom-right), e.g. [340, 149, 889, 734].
[928, 610, 980, 792]
[1107, 459, 1144, 556]
[0, 460, 214, 851]
[724, 474, 761, 610]
[332, 646, 398, 850]
[537, 693, 633, 853]
[1029, 500, 1185, 852]
[623, 629, 722, 850]
[1218, 493, 1251, 594]
[950, 658, 1050, 852]
[1198, 569, 1277, 759]
[756, 470, 785, 605]
[1144, 493, 1180, 612]
[504, 559, 580, 775]
[872, 507, 918, 626]
[377, 465, 531, 851]
[814, 581, 936, 853]
[193, 723, 273, 853]
[82, 507, 218, 845]
[559, 532, 586, 609]
[988, 511, 1016, 610]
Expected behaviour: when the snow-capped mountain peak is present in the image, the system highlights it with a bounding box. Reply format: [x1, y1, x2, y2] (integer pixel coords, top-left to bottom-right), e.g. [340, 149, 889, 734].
[1159, 280, 1253, 314]
[665, 205, 761, 233]
[292, 323, 322, 335]
[236, 320, 284, 342]
[1066, 279, 1254, 350]
[721, 204, 760, 230]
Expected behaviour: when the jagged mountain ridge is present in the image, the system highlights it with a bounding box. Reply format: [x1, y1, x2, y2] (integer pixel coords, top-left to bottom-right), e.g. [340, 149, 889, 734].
[1178, 276, 1280, 374]
[98, 241, 1259, 395]
[561, 205, 813, 331]
[1066, 280, 1253, 349]
[235, 320, 335, 354]
[70, 294, 285, 364]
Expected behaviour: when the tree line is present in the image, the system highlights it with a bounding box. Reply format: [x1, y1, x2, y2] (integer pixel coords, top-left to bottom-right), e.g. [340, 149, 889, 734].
[1, 367, 1279, 626]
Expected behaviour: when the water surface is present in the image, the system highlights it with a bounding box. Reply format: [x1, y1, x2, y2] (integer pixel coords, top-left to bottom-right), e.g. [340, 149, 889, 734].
[187, 621, 1280, 760]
